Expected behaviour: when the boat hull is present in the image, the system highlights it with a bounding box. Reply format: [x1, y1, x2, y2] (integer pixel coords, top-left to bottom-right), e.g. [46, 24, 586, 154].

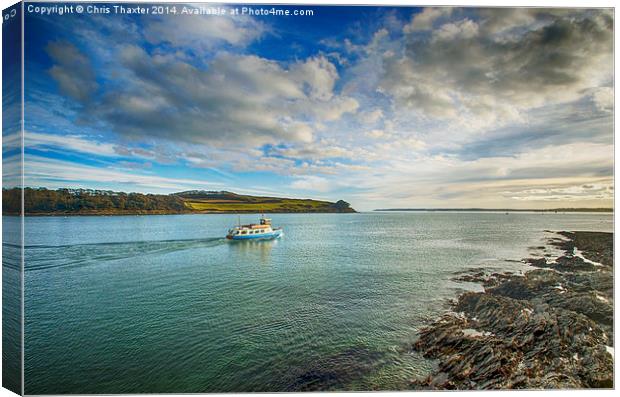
[227, 229, 283, 241]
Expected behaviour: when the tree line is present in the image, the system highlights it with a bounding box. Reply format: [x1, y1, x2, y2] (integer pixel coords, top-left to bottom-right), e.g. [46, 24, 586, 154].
[2, 187, 188, 215]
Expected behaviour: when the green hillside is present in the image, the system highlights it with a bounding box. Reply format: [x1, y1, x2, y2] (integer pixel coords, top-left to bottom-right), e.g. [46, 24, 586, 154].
[2, 188, 356, 215]
[175, 190, 355, 213]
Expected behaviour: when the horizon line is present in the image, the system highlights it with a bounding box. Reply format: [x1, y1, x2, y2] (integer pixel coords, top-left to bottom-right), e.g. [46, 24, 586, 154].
[374, 208, 614, 212]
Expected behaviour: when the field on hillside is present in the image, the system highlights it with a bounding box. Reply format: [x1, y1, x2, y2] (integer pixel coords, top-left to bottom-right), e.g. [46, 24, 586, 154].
[8, 188, 356, 215]
[183, 198, 336, 212]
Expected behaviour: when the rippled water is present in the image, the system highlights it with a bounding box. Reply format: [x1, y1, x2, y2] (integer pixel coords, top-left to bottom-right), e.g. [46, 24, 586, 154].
[4, 212, 612, 393]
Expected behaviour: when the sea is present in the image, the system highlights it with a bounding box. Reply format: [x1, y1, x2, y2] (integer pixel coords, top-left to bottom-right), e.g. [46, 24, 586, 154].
[1, 212, 613, 393]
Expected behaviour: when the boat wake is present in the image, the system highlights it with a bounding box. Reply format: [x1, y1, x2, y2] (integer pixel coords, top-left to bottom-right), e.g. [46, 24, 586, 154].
[20, 237, 227, 271]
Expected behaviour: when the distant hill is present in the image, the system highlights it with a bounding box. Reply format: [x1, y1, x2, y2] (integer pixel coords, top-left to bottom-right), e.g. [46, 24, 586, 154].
[374, 208, 613, 213]
[2, 188, 356, 215]
[173, 190, 355, 213]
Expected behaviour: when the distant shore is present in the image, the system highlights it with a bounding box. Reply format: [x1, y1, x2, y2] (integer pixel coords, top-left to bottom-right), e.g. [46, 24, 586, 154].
[375, 208, 613, 213]
[411, 230, 613, 389]
[12, 209, 358, 217]
[2, 187, 357, 216]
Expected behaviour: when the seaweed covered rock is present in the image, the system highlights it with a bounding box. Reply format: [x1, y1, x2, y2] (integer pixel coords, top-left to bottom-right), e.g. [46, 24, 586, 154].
[413, 292, 612, 389]
[412, 231, 614, 389]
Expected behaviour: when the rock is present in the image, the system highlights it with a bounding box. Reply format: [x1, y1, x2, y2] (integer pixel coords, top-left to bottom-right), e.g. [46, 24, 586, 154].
[411, 230, 614, 389]
[552, 256, 597, 272]
[452, 270, 515, 288]
[544, 291, 613, 327]
[487, 269, 563, 301]
[524, 257, 548, 267]
[528, 255, 598, 273]
[572, 232, 613, 268]
[565, 272, 613, 297]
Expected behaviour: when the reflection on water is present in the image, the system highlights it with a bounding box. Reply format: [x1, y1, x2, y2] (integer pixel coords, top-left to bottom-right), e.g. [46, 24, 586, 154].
[228, 239, 277, 264]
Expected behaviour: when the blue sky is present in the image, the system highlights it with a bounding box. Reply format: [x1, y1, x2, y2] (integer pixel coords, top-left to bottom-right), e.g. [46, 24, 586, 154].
[8, 3, 614, 210]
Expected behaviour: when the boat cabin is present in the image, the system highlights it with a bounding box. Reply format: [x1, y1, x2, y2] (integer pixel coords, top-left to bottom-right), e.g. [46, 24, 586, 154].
[226, 216, 282, 240]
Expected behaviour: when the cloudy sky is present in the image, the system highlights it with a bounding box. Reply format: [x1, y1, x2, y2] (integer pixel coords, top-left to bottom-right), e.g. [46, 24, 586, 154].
[9, 3, 614, 210]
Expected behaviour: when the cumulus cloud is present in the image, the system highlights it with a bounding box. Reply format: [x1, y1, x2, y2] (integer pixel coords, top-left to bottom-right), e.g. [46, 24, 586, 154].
[366, 129, 386, 139]
[32, 7, 613, 209]
[46, 41, 98, 102]
[308, 96, 359, 122]
[59, 46, 357, 147]
[432, 18, 479, 41]
[290, 56, 339, 101]
[403, 7, 454, 32]
[359, 108, 384, 124]
[290, 176, 331, 192]
[144, 7, 267, 51]
[590, 87, 613, 112]
[379, 9, 613, 127]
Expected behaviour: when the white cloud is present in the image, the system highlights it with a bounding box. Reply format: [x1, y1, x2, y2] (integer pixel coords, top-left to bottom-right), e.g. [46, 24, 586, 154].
[46, 41, 98, 102]
[506, 180, 613, 202]
[31, 7, 614, 211]
[359, 108, 384, 124]
[290, 56, 339, 101]
[403, 7, 454, 32]
[309, 96, 359, 122]
[24, 155, 217, 192]
[290, 176, 331, 192]
[591, 87, 613, 112]
[26, 132, 118, 156]
[375, 9, 614, 131]
[65, 47, 358, 148]
[330, 141, 613, 210]
[433, 19, 479, 41]
[366, 129, 386, 139]
[233, 156, 296, 174]
[144, 6, 267, 51]
[2, 132, 21, 151]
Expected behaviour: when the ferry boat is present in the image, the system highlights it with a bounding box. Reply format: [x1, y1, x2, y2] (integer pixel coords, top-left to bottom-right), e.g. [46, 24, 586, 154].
[226, 216, 283, 240]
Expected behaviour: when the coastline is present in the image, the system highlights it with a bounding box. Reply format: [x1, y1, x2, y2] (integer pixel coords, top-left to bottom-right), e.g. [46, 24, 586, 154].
[374, 209, 613, 213]
[411, 230, 614, 389]
[3, 209, 358, 217]
[5, 209, 608, 217]
[3, 188, 357, 216]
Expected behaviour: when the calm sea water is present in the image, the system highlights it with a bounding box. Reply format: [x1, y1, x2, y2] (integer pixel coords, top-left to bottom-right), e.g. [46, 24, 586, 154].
[4, 212, 612, 393]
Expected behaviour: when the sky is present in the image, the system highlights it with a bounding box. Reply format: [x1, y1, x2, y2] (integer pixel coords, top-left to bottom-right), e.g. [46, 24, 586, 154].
[5, 2, 614, 210]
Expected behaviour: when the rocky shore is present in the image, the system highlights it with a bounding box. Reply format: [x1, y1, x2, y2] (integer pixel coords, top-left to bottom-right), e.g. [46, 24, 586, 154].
[411, 231, 614, 389]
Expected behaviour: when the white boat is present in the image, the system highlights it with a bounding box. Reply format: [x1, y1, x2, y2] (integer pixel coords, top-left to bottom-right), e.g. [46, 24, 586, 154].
[226, 216, 283, 240]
